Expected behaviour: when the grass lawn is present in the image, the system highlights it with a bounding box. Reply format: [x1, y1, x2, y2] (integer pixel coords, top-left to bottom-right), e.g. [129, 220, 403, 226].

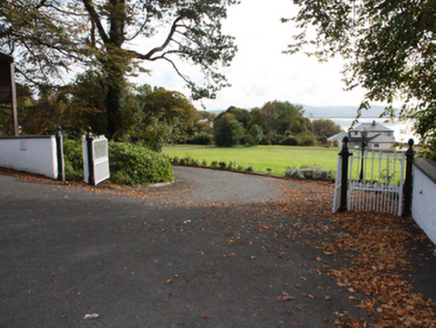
[163, 145, 341, 175]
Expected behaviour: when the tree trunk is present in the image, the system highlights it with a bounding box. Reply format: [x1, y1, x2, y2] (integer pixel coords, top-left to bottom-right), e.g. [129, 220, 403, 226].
[104, 0, 126, 139]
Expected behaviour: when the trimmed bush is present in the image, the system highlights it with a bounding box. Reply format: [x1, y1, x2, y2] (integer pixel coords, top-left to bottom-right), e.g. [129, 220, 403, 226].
[189, 132, 214, 145]
[109, 142, 174, 185]
[172, 156, 180, 164]
[62, 139, 174, 185]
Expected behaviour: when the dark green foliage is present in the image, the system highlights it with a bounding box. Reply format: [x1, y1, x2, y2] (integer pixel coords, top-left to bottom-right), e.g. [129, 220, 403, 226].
[216, 106, 251, 129]
[248, 124, 264, 145]
[297, 134, 316, 147]
[109, 142, 174, 185]
[189, 132, 214, 145]
[218, 161, 227, 169]
[214, 113, 244, 147]
[280, 136, 299, 146]
[245, 165, 254, 172]
[63, 140, 84, 181]
[242, 134, 256, 146]
[259, 101, 313, 145]
[62, 139, 174, 185]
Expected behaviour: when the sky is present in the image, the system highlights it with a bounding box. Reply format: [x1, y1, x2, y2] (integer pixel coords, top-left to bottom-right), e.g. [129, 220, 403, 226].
[132, 0, 387, 112]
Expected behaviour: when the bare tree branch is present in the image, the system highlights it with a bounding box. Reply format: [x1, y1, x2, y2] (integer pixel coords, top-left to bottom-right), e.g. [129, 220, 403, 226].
[138, 16, 182, 60]
[125, 11, 152, 41]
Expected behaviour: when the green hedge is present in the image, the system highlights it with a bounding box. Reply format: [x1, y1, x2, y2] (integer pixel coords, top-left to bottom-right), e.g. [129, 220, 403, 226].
[63, 140, 174, 185]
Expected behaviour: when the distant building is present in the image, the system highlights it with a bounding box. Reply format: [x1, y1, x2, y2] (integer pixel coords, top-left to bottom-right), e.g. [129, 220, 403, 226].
[328, 120, 396, 150]
[197, 118, 213, 128]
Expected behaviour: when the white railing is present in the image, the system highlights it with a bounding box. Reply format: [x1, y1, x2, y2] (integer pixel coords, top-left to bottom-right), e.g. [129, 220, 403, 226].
[348, 150, 405, 216]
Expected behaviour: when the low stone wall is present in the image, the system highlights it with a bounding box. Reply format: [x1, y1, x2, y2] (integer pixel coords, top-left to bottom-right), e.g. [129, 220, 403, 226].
[0, 136, 59, 179]
[412, 158, 436, 245]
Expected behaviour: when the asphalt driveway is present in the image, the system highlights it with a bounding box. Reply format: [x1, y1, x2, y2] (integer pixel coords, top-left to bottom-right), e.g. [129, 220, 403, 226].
[0, 167, 434, 327]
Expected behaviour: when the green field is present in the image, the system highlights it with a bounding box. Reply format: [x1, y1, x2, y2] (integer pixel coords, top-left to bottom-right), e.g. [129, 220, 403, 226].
[163, 145, 341, 175]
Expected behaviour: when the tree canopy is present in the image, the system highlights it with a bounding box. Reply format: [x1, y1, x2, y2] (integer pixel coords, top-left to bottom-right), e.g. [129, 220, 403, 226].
[286, 0, 436, 155]
[0, 0, 238, 138]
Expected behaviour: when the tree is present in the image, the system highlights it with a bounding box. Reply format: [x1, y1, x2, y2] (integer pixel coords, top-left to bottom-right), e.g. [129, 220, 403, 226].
[260, 100, 310, 144]
[286, 0, 436, 155]
[216, 106, 250, 128]
[312, 119, 343, 138]
[248, 124, 264, 145]
[214, 112, 244, 147]
[1, 0, 238, 138]
[140, 88, 197, 134]
[0, 84, 35, 136]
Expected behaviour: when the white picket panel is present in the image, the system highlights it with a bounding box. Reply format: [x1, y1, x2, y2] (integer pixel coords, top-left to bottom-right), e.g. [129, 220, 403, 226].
[92, 136, 110, 185]
[82, 135, 110, 185]
[347, 150, 405, 216]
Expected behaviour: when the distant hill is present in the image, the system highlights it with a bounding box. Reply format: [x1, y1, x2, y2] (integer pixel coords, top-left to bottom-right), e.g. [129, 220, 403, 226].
[205, 105, 388, 119]
[302, 105, 387, 118]
[204, 109, 225, 116]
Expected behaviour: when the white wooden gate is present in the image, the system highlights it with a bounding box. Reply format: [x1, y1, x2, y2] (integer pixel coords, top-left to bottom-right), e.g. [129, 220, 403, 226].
[347, 150, 405, 216]
[82, 135, 110, 185]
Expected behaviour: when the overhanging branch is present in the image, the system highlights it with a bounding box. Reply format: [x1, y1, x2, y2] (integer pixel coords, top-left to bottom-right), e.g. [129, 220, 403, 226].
[138, 16, 183, 60]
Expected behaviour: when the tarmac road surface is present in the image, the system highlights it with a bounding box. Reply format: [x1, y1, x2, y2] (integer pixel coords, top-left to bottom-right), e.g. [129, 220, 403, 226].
[1, 167, 434, 327]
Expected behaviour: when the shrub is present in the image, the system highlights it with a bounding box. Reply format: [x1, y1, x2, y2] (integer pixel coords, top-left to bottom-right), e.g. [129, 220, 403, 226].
[245, 165, 254, 172]
[63, 140, 174, 185]
[202, 159, 207, 166]
[109, 142, 174, 185]
[285, 165, 331, 181]
[172, 156, 180, 164]
[189, 132, 214, 145]
[214, 113, 244, 147]
[297, 134, 316, 146]
[242, 134, 256, 146]
[211, 161, 218, 168]
[219, 161, 227, 168]
[228, 161, 237, 170]
[280, 136, 299, 146]
[63, 139, 83, 181]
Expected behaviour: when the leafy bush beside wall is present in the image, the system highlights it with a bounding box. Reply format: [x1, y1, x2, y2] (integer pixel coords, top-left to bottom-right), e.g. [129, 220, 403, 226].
[63, 139, 174, 185]
[63, 140, 84, 181]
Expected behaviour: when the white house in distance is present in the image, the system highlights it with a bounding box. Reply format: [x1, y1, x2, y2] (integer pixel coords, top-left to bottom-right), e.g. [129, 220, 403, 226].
[197, 118, 214, 128]
[328, 120, 396, 150]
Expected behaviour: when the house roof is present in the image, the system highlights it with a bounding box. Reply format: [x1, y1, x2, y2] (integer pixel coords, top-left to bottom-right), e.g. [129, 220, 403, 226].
[353, 120, 393, 132]
[328, 132, 348, 142]
[368, 134, 396, 143]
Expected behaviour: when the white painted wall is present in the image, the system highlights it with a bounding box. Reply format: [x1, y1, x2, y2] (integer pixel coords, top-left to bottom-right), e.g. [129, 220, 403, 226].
[412, 163, 436, 245]
[0, 136, 59, 179]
